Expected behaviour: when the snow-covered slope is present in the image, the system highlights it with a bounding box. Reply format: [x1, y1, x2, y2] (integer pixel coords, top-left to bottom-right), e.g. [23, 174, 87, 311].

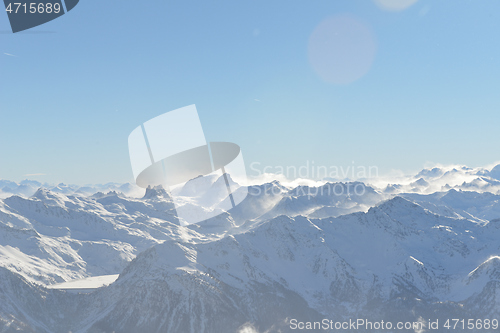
[1, 195, 499, 332]
[0, 187, 208, 285]
[1, 166, 500, 332]
[83, 196, 500, 332]
[402, 189, 500, 223]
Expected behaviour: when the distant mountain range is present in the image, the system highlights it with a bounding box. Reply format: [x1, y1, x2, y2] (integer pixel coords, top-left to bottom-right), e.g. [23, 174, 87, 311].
[0, 180, 145, 199]
[3, 163, 500, 200]
[0, 164, 500, 332]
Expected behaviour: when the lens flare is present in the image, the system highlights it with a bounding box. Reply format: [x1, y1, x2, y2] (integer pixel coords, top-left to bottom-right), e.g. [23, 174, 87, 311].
[308, 15, 377, 85]
[374, 0, 418, 11]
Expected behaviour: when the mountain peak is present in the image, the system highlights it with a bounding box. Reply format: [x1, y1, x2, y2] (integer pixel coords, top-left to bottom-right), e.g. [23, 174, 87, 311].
[488, 164, 500, 181]
[467, 256, 500, 283]
[370, 196, 424, 217]
[411, 178, 429, 188]
[176, 174, 218, 197]
[415, 167, 444, 179]
[143, 185, 169, 200]
[32, 187, 52, 200]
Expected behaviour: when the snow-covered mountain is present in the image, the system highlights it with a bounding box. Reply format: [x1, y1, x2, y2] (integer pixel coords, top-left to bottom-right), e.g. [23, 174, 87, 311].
[377, 164, 500, 195]
[0, 181, 144, 199]
[0, 187, 195, 285]
[1, 165, 500, 332]
[3, 163, 499, 199]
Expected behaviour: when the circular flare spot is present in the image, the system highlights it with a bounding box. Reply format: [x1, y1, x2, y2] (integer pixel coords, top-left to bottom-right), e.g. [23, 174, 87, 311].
[308, 15, 377, 85]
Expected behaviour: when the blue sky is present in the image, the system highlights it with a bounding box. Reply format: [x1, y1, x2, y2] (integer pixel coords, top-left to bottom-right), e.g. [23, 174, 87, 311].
[1, 0, 499, 184]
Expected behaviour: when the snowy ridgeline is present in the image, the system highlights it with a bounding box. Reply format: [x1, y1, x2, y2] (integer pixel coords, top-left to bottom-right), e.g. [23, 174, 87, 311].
[2, 163, 500, 199]
[0, 165, 499, 332]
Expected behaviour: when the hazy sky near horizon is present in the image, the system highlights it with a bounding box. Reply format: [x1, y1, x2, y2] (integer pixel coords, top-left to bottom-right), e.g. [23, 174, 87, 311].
[1, 0, 499, 184]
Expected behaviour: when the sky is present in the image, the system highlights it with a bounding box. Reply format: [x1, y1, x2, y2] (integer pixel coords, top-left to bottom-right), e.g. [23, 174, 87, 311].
[1, 0, 499, 185]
